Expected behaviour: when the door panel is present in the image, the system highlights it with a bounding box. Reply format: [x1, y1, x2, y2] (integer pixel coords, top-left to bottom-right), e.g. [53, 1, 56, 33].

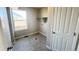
[64, 8, 72, 33]
[52, 8, 58, 50]
[56, 8, 61, 33]
[69, 8, 79, 34]
[75, 16, 79, 51]
[59, 8, 67, 50]
[52, 7, 79, 51]
[53, 8, 58, 33]
[57, 36, 63, 50]
[71, 10, 79, 50]
[59, 8, 67, 33]
[64, 35, 74, 51]
[61, 8, 72, 51]
[52, 36, 58, 50]
[65, 8, 79, 51]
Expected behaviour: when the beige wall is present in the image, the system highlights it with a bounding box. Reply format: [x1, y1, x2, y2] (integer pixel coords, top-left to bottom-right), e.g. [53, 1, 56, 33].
[37, 8, 52, 50]
[38, 8, 48, 36]
[40, 8, 48, 17]
[15, 8, 38, 38]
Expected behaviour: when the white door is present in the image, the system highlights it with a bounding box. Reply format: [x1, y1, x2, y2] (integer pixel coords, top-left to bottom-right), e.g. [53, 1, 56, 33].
[0, 17, 5, 50]
[52, 7, 79, 51]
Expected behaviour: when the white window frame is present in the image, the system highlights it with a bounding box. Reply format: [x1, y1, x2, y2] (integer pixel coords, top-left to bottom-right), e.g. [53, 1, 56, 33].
[12, 9, 28, 31]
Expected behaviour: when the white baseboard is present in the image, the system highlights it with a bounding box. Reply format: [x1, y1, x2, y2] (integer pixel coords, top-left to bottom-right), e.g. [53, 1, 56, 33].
[15, 32, 38, 39]
[27, 32, 39, 36]
[39, 31, 46, 37]
[15, 31, 47, 39]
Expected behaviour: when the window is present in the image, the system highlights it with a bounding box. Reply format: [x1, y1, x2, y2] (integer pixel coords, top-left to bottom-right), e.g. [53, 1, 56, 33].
[12, 10, 27, 31]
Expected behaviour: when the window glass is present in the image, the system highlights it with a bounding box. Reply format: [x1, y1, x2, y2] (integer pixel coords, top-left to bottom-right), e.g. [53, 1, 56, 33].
[12, 10, 27, 31]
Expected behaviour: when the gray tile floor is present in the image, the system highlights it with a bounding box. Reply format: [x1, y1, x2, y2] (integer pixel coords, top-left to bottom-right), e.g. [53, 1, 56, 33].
[12, 34, 49, 51]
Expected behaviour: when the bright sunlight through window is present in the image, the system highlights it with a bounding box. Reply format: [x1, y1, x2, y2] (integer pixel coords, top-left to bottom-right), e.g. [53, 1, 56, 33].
[12, 10, 27, 31]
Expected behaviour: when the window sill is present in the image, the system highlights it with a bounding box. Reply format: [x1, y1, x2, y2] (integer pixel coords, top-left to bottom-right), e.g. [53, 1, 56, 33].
[14, 29, 27, 32]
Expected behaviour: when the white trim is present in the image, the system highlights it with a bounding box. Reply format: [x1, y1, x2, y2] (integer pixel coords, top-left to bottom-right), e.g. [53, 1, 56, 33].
[15, 32, 38, 39]
[38, 31, 46, 37]
[15, 31, 47, 39]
